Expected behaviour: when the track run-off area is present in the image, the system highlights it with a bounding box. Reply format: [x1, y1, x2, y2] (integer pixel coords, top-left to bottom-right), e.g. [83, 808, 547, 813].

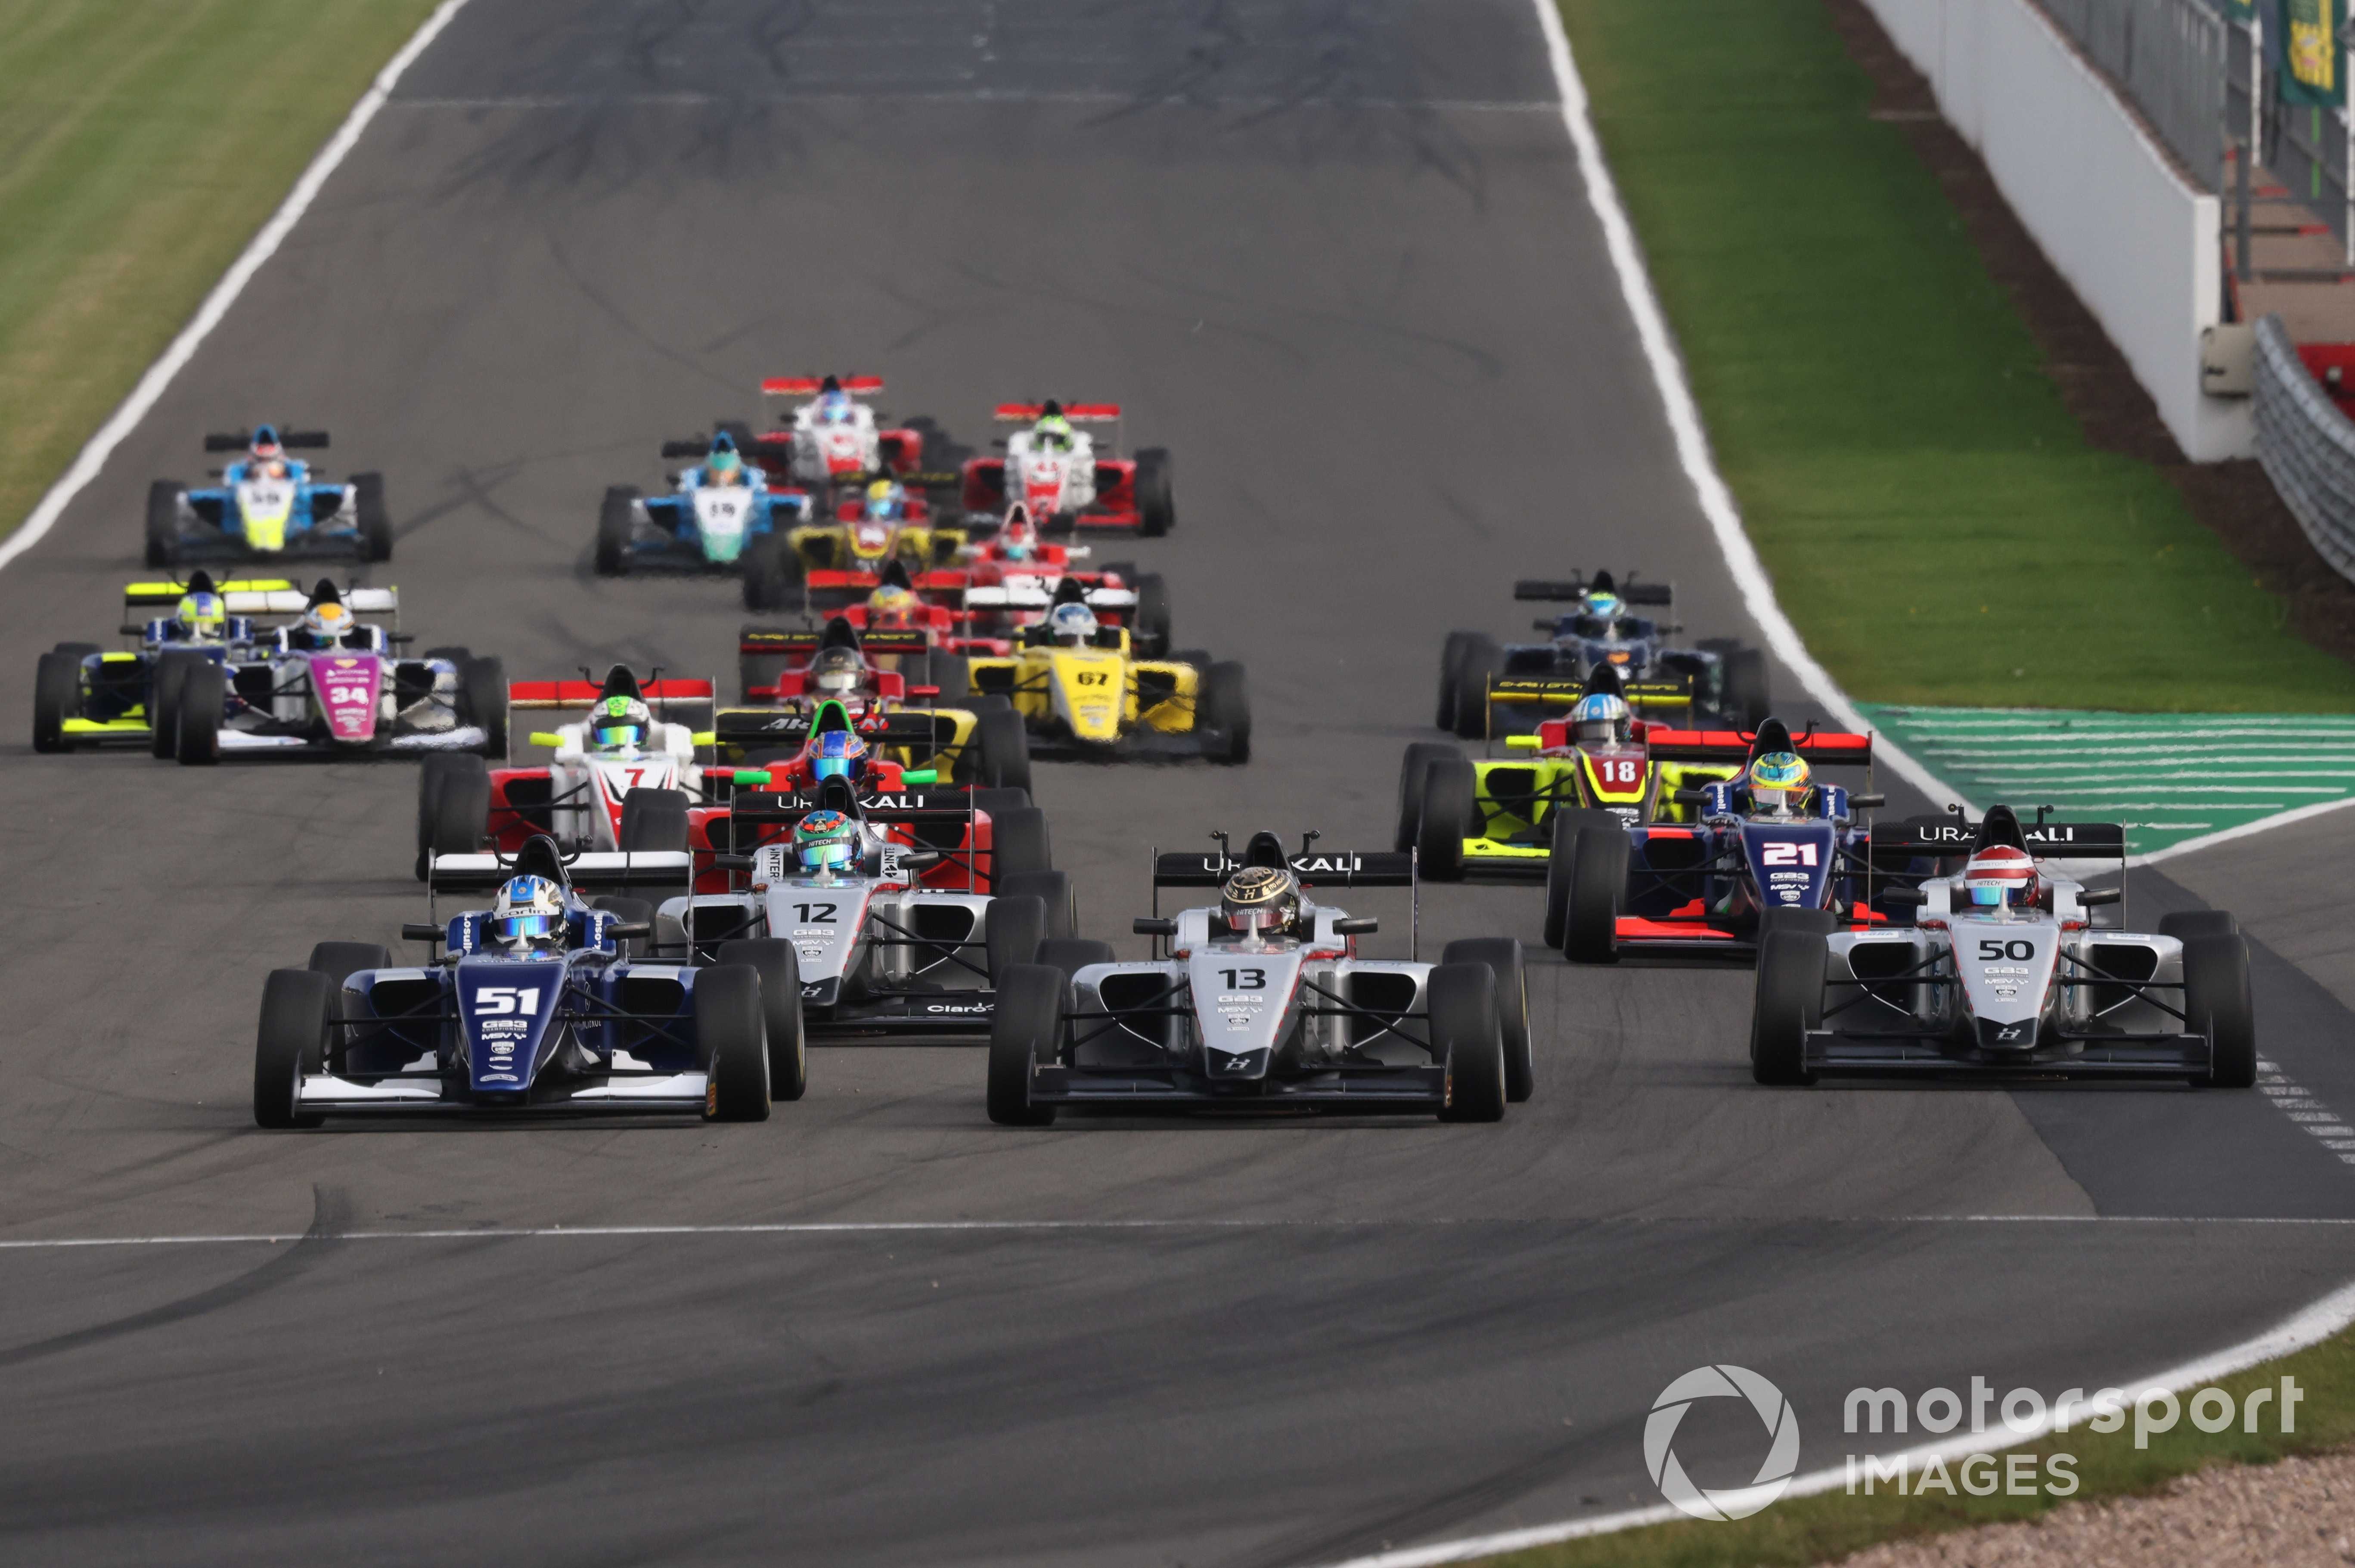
[5, 3, 2355, 1565]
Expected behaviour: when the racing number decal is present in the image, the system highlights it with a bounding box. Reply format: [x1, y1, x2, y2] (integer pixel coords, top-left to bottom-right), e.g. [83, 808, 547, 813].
[475, 987, 541, 1015]
[1978, 939, 2037, 961]
[793, 902, 838, 923]
[1074, 670, 1111, 686]
[1761, 842, 1820, 866]
[1218, 968, 1266, 989]
[326, 684, 369, 706]
[1597, 759, 1640, 786]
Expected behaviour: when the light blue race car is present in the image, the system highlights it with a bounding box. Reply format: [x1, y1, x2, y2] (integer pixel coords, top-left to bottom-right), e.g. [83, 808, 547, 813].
[146, 424, 391, 567]
[594, 429, 812, 578]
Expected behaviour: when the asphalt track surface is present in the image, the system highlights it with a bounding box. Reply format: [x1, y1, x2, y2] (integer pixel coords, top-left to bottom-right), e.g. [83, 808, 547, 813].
[5, 3, 2355, 1564]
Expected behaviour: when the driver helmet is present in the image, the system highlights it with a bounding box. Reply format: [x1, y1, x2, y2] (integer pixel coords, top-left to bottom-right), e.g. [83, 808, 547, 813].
[248, 426, 284, 463]
[1582, 586, 1624, 620]
[809, 729, 869, 781]
[1962, 845, 2040, 911]
[1221, 864, 1301, 936]
[817, 391, 853, 425]
[1570, 692, 1632, 745]
[589, 695, 652, 751]
[865, 478, 906, 521]
[301, 598, 354, 646]
[174, 589, 227, 641]
[1747, 751, 1814, 815]
[705, 443, 743, 485]
[867, 583, 918, 629]
[1033, 413, 1074, 451]
[488, 874, 566, 952]
[1046, 601, 1097, 647]
[809, 646, 866, 696]
[793, 808, 859, 871]
[999, 508, 1038, 561]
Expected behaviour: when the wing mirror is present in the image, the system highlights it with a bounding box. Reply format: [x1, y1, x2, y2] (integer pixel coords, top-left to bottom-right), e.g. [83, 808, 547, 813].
[1505, 735, 1541, 751]
[901, 768, 938, 785]
[2078, 887, 2121, 907]
[1673, 788, 1710, 804]
[1134, 917, 1177, 936]
[1849, 793, 1886, 808]
[604, 922, 651, 939]
[527, 730, 565, 748]
[732, 770, 775, 787]
[400, 923, 445, 941]
[711, 854, 757, 873]
[1877, 887, 1924, 908]
[1333, 917, 1378, 936]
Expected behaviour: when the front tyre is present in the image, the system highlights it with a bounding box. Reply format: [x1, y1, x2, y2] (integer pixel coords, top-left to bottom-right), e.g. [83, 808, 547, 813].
[1444, 937, 1532, 1102]
[174, 661, 225, 765]
[2185, 932, 2257, 1088]
[459, 656, 507, 758]
[353, 472, 393, 561]
[146, 480, 182, 568]
[1133, 448, 1174, 536]
[1750, 930, 1825, 1085]
[1415, 756, 1478, 881]
[1544, 809, 1622, 950]
[987, 964, 1062, 1125]
[1430, 962, 1506, 1123]
[696, 964, 772, 1122]
[254, 968, 332, 1129]
[1563, 824, 1629, 964]
[33, 651, 80, 753]
[1198, 661, 1251, 764]
[718, 938, 807, 1101]
[1395, 741, 1464, 853]
[596, 486, 638, 576]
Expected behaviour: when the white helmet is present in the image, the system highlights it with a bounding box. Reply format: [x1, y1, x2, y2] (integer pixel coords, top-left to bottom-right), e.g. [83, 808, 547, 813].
[489, 875, 566, 952]
[1047, 602, 1098, 647]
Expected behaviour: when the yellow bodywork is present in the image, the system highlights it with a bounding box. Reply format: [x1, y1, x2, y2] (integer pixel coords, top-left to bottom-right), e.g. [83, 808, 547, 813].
[786, 520, 966, 574]
[711, 702, 984, 774]
[966, 629, 1200, 745]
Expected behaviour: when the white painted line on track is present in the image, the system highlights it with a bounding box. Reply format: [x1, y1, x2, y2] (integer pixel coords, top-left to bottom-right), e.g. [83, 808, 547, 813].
[1321, 1253, 2355, 1568]
[2259, 1057, 2355, 1164]
[1525, 0, 1954, 806]
[391, 91, 1561, 113]
[0, 0, 476, 563]
[2135, 795, 2355, 867]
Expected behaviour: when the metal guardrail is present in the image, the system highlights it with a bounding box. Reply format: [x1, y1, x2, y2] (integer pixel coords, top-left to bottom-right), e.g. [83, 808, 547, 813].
[2044, 0, 2230, 189]
[2254, 313, 2355, 582]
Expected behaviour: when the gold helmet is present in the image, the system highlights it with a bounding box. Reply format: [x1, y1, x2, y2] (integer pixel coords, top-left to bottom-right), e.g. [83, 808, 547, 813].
[1220, 864, 1300, 935]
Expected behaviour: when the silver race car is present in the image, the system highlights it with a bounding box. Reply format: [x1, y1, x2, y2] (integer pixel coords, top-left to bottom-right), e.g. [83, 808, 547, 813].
[986, 830, 1531, 1124]
[1751, 804, 2255, 1087]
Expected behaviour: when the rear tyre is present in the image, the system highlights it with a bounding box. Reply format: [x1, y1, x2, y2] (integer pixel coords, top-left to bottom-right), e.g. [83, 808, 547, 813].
[1199, 661, 1251, 764]
[254, 968, 332, 1129]
[718, 938, 806, 1101]
[1564, 825, 1629, 964]
[596, 486, 637, 576]
[2185, 932, 2257, 1089]
[459, 656, 507, 758]
[593, 896, 656, 959]
[1131, 573, 1172, 657]
[1444, 938, 1532, 1103]
[1750, 930, 1825, 1085]
[1415, 757, 1478, 882]
[1723, 647, 1769, 730]
[33, 651, 79, 753]
[306, 941, 390, 992]
[928, 651, 971, 703]
[353, 473, 393, 562]
[1436, 631, 1479, 730]
[1035, 938, 1114, 981]
[986, 896, 1048, 982]
[1429, 963, 1506, 1123]
[146, 481, 181, 568]
[618, 787, 691, 853]
[997, 870, 1075, 940]
[695, 964, 771, 1122]
[417, 753, 489, 880]
[975, 703, 1031, 793]
[1544, 809, 1623, 949]
[425, 759, 491, 871]
[1134, 448, 1174, 537]
[971, 787, 1033, 818]
[741, 534, 799, 612]
[174, 662, 225, 765]
[987, 964, 1062, 1124]
[2161, 910, 2240, 941]
[988, 805, 1052, 883]
[1395, 741, 1465, 852]
[150, 650, 202, 759]
[1450, 635, 1502, 739]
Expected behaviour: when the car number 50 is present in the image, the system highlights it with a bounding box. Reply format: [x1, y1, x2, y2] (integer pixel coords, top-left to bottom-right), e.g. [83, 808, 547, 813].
[1977, 939, 2037, 961]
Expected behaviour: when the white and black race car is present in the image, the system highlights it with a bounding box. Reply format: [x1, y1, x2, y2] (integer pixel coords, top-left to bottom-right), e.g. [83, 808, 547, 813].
[986, 830, 1531, 1124]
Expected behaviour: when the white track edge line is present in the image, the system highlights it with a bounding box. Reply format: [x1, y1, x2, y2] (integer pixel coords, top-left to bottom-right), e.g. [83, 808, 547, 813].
[0, 0, 475, 567]
[2130, 795, 2355, 868]
[1526, 0, 1954, 809]
[1319, 1270, 2355, 1568]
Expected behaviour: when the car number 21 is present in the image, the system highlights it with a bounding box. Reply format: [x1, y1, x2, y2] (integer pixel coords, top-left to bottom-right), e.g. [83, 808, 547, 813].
[1760, 842, 1820, 866]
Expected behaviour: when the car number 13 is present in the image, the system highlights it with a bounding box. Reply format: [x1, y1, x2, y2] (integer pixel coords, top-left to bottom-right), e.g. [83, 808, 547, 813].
[1218, 968, 1266, 989]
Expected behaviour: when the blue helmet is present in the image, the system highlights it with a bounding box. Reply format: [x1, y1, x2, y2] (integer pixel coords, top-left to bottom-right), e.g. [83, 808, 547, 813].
[489, 875, 565, 950]
[1047, 601, 1097, 645]
[810, 729, 869, 781]
[1569, 692, 1631, 744]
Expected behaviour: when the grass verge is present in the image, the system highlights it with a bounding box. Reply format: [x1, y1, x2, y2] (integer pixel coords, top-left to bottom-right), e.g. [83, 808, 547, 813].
[1475, 1320, 2355, 1567]
[1559, 0, 2355, 712]
[0, 0, 444, 539]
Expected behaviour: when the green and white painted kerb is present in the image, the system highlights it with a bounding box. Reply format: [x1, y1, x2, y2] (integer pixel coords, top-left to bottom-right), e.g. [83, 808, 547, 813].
[1857, 707, 2355, 858]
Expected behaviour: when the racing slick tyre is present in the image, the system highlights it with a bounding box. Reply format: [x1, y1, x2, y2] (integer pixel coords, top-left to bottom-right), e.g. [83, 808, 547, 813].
[1134, 447, 1174, 537]
[1543, 809, 1624, 949]
[985, 896, 1048, 982]
[425, 757, 491, 869]
[1132, 573, 1173, 657]
[618, 787, 691, 854]
[695, 964, 771, 1122]
[422, 645, 473, 664]
[1750, 930, 1825, 1085]
[596, 486, 638, 576]
[1430, 962, 1507, 1123]
[2162, 910, 2241, 941]
[1449, 636, 1502, 740]
[987, 964, 1062, 1124]
[1036, 938, 1115, 982]
[1757, 907, 1842, 945]
[1564, 824, 1629, 964]
[931, 651, 973, 703]
[1436, 631, 1480, 731]
[353, 472, 393, 562]
[1395, 741, 1465, 852]
[306, 942, 390, 992]
[718, 938, 806, 1102]
[417, 753, 490, 879]
[1723, 646, 1770, 730]
[1199, 661, 1251, 764]
[254, 968, 332, 1129]
[459, 656, 508, 758]
[149, 649, 204, 759]
[52, 641, 102, 659]
[998, 870, 1076, 941]
[1445, 938, 1532, 1103]
[174, 661, 225, 765]
[1415, 756, 1478, 882]
[145, 480, 182, 568]
[33, 651, 80, 753]
[2185, 932, 2257, 1089]
[592, 897, 656, 960]
[988, 805, 1052, 884]
[973, 703, 1033, 793]
[972, 786, 1033, 818]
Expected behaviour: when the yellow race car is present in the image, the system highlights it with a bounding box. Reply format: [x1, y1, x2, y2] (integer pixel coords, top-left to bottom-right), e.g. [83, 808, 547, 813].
[965, 589, 1248, 763]
[741, 489, 965, 613]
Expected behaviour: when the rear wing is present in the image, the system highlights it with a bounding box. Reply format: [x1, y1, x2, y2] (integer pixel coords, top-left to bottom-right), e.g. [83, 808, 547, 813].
[725, 788, 971, 823]
[961, 583, 1137, 610]
[763, 375, 882, 398]
[428, 849, 693, 892]
[994, 403, 1121, 421]
[204, 429, 327, 451]
[1643, 727, 1874, 766]
[713, 708, 943, 750]
[1869, 817, 2127, 856]
[1487, 674, 1692, 712]
[738, 629, 932, 658]
[1514, 576, 1673, 606]
[508, 679, 717, 750]
[1154, 850, 1415, 888]
[123, 580, 395, 615]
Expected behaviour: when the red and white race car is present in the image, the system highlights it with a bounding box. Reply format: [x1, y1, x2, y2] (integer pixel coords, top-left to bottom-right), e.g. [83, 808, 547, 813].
[921, 508, 1167, 654]
[751, 375, 929, 490]
[959, 400, 1173, 535]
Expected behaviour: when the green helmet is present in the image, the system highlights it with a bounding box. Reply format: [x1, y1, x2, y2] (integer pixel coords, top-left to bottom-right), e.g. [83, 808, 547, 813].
[590, 695, 651, 751]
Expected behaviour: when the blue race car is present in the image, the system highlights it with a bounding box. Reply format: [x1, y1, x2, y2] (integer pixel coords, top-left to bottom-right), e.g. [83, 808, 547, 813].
[253, 835, 804, 1126]
[594, 429, 812, 579]
[147, 425, 391, 567]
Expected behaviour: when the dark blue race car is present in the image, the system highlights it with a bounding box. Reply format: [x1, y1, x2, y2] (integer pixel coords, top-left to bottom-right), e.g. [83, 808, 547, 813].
[252, 835, 804, 1126]
[147, 425, 391, 567]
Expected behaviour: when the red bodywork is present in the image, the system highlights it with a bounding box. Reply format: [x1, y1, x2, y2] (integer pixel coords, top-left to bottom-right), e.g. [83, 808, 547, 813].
[684, 791, 1008, 896]
[487, 679, 715, 854]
